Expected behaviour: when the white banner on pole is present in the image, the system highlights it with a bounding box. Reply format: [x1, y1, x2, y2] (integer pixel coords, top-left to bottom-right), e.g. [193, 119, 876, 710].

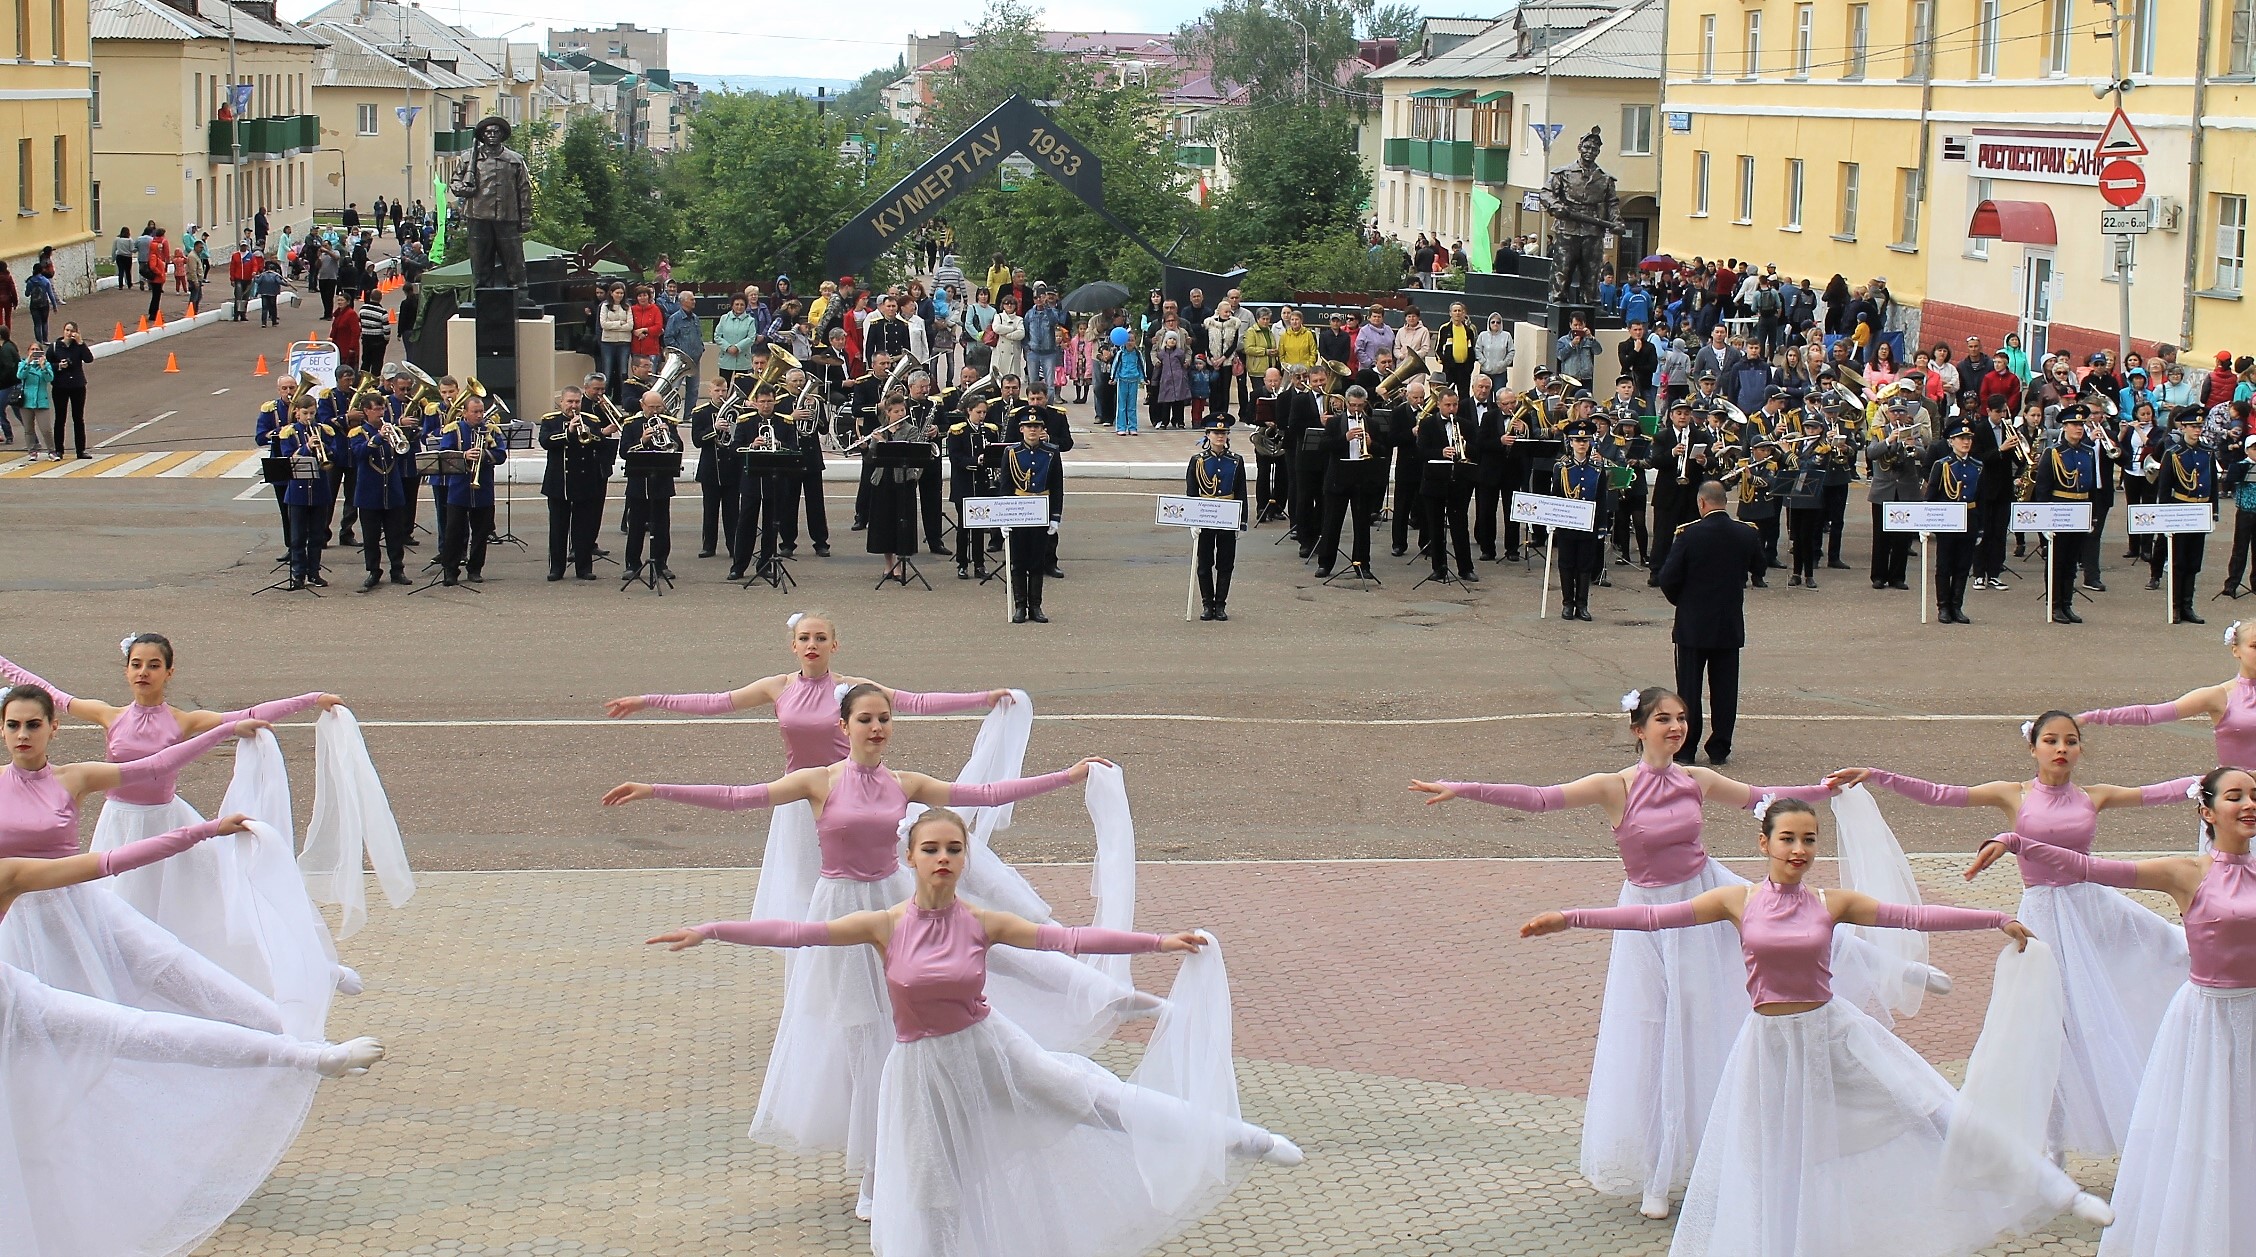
[2012, 502, 2094, 532]
[1508, 492, 1598, 532]
[2125, 502, 2216, 535]
[1154, 496, 1242, 530]
[287, 340, 340, 389]
[964, 496, 1051, 528]
[1882, 502, 1968, 533]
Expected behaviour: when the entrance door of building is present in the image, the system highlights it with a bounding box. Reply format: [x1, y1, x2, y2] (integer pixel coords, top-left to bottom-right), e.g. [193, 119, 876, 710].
[2018, 249, 2055, 366]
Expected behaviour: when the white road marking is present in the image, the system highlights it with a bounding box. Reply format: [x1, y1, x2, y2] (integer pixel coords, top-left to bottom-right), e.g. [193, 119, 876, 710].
[212, 388, 230, 396]
[96, 452, 170, 476]
[94, 410, 178, 450]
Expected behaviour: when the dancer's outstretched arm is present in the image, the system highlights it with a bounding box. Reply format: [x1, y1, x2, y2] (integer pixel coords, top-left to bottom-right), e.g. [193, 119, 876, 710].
[181, 691, 341, 735]
[55, 718, 268, 800]
[0, 814, 246, 905]
[2086, 776, 2203, 813]
[602, 766, 825, 810]
[1825, 767, 2021, 814]
[977, 909, 1204, 954]
[1409, 773, 1620, 812]
[2079, 687, 2227, 727]
[1967, 833, 2206, 913]
[1825, 887, 2031, 949]
[1520, 884, 1749, 938]
[647, 909, 895, 951]
[895, 756, 1108, 808]
[1691, 769, 1833, 811]
[0, 653, 96, 721]
[605, 673, 794, 719]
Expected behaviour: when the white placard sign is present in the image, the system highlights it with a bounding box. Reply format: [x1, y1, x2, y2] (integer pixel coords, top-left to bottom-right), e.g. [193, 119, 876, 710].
[1508, 492, 1598, 532]
[963, 496, 1051, 528]
[2012, 502, 2094, 532]
[2126, 502, 2216, 535]
[1154, 495, 1242, 530]
[1881, 502, 1968, 533]
[286, 340, 340, 390]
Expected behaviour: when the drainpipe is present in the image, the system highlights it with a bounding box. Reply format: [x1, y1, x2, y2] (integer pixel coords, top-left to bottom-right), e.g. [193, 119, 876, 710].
[2181, 0, 2214, 351]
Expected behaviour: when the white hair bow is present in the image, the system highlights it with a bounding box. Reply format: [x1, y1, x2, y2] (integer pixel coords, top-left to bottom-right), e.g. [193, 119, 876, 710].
[1619, 688, 1642, 713]
[118, 634, 139, 659]
[1752, 793, 1777, 822]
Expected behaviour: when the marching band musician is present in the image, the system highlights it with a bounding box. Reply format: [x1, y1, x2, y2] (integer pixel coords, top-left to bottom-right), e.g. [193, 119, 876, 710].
[1648, 397, 1713, 581]
[1971, 395, 2018, 591]
[1782, 412, 1831, 589]
[727, 385, 797, 583]
[435, 392, 506, 586]
[272, 391, 337, 590]
[430, 375, 468, 558]
[1602, 411, 1652, 569]
[1285, 366, 1328, 557]
[1470, 373, 1516, 563]
[1252, 369, 1289, 526]
[620, 390, 680, 585]
[848, 351, 893, 532]
[2035, 405, 2099, 624]
[1750, 387, 1791, 450]
[779, 367, 831, 558]
[2149, 406, 2218, 625]
[1005, 411, 1064, 623]
[862, 392, 923, 581]
[1688, 370, 1729, 424]
[1379, 358, 1425, 557]
[1553, 417, 1610, 621]
[905, 372, 954, 557]
[540, 385, 610, 582]
[383, 369, 436, 544]
[1819, 400, 1861, 572]
[690, 376, 740, 560]
[1315, 384, 1388, 581]
[1564, 392, 1614, 590]
[1926, 422, 1982, 624]
[1866, 396, 1928, 594]
[345, 387, 412, 590]
[1602, 373, 1643, 430]
[1187, 417, 1249, 621]
[991, 373, 1029, 441]
[316, 366, 360, 551]
[1498, 378, 1552, 561]
[1733, 436, 1785, 584]
[1417, 385, 1478, 583]
[256, 375, 299, 544]
[614, 358, 656, 536]
[946, 395, 1003, 581]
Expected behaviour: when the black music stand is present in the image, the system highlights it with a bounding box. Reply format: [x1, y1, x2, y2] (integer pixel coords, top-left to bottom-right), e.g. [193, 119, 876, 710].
[409, 450, 481, 595]
[871, 441, 934, 590]
[1512, 438, 1565, 566]
[969, 445, 1011, 585]
[488, 421, 536, 550]
[253, 457, 322, 596]
[739, 449, 803, 591]
[620, 449, 683, 595]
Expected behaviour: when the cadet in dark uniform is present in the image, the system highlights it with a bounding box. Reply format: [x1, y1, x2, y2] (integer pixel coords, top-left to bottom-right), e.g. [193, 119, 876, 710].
[1316, 385, 1387, 579]
[1648, 397, 1713, 582]
[1658, 481, 1766, 766]
[539, 386, 609, 581]
[345, 389, 412, 590]
[1926, 422, 1982, 624]
[905, 372, 953, 557]
[727, 387, 797, 582]
[272, 394, 338, 590]
[435, 396, 505, 585]
[1866, 396, 1928, 592]
[1601, 379, 1650, 567]
[1187, 417, 1249, 620]
[1417, 386, 1477, 582]
[946, 395, 1003, 580]
[620, 393, 680, 584]
[1782, 412, 1831, 589]
[2151, 406, 2217, 625]
[1472, 382, 1520, 562]
[1284, 367, 1327, 556]
[1018, 383, 1071, 579]
[316, 367, 359, 549]
[780, 368, 830, 558]
[1004, 411, 1064, 623]
[1553, 418, 1608, 621]
[1384, 373, 1427, 558]
[690, 378, 740, 558]
[382, 367, 436, 547]
[2035, 406, 2099, 623]
[256, 379, 298, 548]
[1733, 437, 1784, 585]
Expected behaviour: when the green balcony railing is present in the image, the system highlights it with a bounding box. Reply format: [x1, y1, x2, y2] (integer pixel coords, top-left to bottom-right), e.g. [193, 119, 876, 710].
[1405, 138, 1432, 173]
[1432, 140, 1474, 178]
[432, 128, 476, 155]
[206, 113, 318, 160]
[1473, 145, 1510, 184]
[1175, 144, 1217, 168]
[1382, 136, 1409, 169]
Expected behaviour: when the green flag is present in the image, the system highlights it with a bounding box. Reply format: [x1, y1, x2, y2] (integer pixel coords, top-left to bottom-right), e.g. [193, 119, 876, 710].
[1471, 188, 1502, 274]
[429, 176, 449, 266]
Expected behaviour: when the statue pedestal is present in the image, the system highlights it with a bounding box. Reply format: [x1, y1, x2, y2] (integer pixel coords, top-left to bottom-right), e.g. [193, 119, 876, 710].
[445, 286, 553, 422]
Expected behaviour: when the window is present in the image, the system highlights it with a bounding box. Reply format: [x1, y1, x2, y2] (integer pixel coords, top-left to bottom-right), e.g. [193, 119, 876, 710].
[51, 135, 65, 207]
[357, 104, 378, 136]
[13, 0, 27, 58]
[1743, 10, 1762, 77]
[1906, 0, 1934, 78]
[2234, 0, 2256, 75]
[1620, 104, 1653, 156]
[88, 72, 99, 126]
[1837, 161, 1860, 238]
[1700, 14, 1716, 78]
[50, 0, 64, 57]
[1846, 5, 1870, 78]
[16, 139, 29, 216]
[2217, 194, 2248, 292]
[1737, 155, 1756, 223]
[2046, 0, 2073, 75]
[1977, 0, 2000, 78]
[1693, 150, 1711, 216]
[1895, 167, 1921, 247]
[1785, 158, 1805, 228]
[1794, 5, 1813, 76]
[90, 178, 99, 232]
[2128, 0, 2154, 74]
[1968, 177, 1993, 258]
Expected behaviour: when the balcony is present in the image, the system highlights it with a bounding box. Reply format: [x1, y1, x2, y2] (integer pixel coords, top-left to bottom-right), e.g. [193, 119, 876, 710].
[432, 128, 476, 155]
[1175, 144, 1216, 168]
[1431, 140, 1473, 179]
[1405, 139, 1432, 173]
[206, 113, 318, 162]
[1383, 137, 1409, 169]
[1474, 146, 1510, 185]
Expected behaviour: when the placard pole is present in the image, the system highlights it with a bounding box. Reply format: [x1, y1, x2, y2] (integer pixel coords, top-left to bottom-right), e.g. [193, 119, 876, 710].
[1540, 541, 1555, 619]
[1000, 527, 1015, 625]
[2044, 531, 2055, 623]
[2166, 539, 2176, 626]
[1185, 532, 1200, 622]
[1920, 533, 1930, 625]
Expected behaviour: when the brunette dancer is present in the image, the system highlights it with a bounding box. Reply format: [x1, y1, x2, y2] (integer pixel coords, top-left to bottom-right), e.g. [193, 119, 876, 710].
[648, 806, 1298, 1257]
[1831, 710, 2196, 1157]
[2079, 618, 2256, 849]
[1526, 798, 2112, 1256]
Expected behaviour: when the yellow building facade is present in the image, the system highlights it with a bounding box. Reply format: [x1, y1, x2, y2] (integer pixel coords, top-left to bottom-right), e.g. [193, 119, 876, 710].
[308, 20, 477, 218]
[3, 0, 98, 294]
[1661, 0, 2256, 360]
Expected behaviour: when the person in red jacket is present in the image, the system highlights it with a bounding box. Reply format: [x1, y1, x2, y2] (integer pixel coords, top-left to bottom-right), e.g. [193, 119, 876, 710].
[331, 302, 362, 369]
[629, 286, 664, 362]
[228, 238, 259, 321]
[2208, 350, 2240, 409]
[143, 229, 172, 322]
[1976, 350, 2023, 416]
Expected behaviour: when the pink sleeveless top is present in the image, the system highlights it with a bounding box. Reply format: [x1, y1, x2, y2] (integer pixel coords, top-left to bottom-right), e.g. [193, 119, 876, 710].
[2012, 780, 2098, 888]
[1740, 879, 1835, 1007]
[2188, 851, 2256, 989]
[1614, 761, 1710, 888]
[885, 898, 993, 1042]
[2216, 677, 2256, 771]
[0, 764, 81, 858]
[777, 673, 850, 773]
[817, 761, 909, 882]
[104, 703, 187, 806]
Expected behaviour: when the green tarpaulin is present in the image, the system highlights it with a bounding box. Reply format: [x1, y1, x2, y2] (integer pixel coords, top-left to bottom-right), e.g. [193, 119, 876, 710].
[1471, 187, 1502, 274]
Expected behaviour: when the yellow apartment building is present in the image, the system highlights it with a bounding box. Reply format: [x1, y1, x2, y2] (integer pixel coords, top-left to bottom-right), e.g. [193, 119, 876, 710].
[2, 0, 98, 293]
[308, 19, 477, 218]
[1661, 0, 2256, 360]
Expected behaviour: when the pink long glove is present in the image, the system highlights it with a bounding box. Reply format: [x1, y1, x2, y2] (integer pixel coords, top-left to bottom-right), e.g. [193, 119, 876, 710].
[651, 784, 773, 811]
[1562, 901, 1701, 931]
[947, 770, 1073, 808]
[1866, 770, 1973, 808]
[1870, 902, 2011, 932]
[0, 655, 74, 711]
[98, 819, 224, 876]
[1441, 782, 1566, 812]
[893, 690, 993, 715]
[1033, 924, 1165, 955]
[220, 692, 326, 723]
[2139, 778, 2201, 807]
[694, 919, 831, 947]
[1997, 833, 2140, 887]
[639, 692, 737, 716]
[2078, 703, 2181, 727]
[113, 720, 241, 787]
[1745, 784, 1833, 811]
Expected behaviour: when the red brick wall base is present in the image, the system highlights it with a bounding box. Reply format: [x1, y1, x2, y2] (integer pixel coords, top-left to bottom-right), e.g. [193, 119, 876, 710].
[1918, 299, 2171, 363]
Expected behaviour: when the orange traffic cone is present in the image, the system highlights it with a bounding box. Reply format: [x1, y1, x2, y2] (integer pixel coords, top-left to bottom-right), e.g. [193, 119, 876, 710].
[136, 315, 149, 334]
[254, 354, 270, 376]
[163, 352, 180, 373]
[387, 307, 397, 325]
[111, 322, 125, 342]
[186, 302, 198, 318]
[153, 310, 165, 328]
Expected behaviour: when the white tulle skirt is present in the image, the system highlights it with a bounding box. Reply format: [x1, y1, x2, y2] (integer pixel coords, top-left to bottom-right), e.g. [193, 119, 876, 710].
[2016, 882, 2188, 1158]
[91, 796, 340, 1041]
[0, 962, 321, 1257]
[0, 880, 287, 1034]
[2098, 984, 2256, 1257]
[1670, 1000, 2081, 1257]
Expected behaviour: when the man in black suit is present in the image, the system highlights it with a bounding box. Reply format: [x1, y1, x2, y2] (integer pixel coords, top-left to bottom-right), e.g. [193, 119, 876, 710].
[1315, 385, 1387, 578]
[1658, 480, 1765, 765]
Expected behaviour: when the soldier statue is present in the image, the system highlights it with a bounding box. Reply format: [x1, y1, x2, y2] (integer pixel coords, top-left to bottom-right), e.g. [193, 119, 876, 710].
[1538, 126, 1625, 312]
[450, 115, 534, 290]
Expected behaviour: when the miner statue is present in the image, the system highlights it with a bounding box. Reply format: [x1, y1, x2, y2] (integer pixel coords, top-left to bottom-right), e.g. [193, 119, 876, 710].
[1538, 126, 1624, 312]
[451, 115, 534, 290]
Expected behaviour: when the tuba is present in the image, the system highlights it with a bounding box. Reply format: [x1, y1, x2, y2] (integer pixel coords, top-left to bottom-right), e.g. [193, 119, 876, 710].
[648, 348, 694, 413]
[1375, 354, 1427, 405]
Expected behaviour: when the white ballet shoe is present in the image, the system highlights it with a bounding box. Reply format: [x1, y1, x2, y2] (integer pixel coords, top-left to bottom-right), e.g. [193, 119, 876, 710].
[1923, 966, 1953, 996]
[316, 1036, 385, 1077]
[2070, 1193, 2114, 1227]
[1261, 1135, 1304, 1167]
[1640, 1191, 1671, 1220]
[334, 965, 365, 996]
[854, 1192, 874, 1222]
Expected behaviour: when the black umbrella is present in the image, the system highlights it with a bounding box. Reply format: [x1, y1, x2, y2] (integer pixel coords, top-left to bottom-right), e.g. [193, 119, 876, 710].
[1060, 280, 1131, 314]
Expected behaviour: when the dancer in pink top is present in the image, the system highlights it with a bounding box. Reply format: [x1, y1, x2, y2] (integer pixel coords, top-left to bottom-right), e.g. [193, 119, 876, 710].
[1973, 766, 2256, 1256]
[2078, 618, 2256, 850]
[606, 682, 1146, 1219]
[0, 634, 356, 1038]
[648, 806, 1298, 1257]
[1527, 798, 2112, 1257]
[1832, 709, 2196, 1157]
[1410, 686, 1936, 1220]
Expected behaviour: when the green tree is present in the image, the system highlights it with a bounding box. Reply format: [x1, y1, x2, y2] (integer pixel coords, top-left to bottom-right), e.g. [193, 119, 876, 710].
[1364, 2, 1423, 43]
[674, 91, 865, 284]
[833, 57, 904, 125]
[1238, 230, 1399, 302]
[521, 114, 684, 266]
[1178, 0, 1368, 108]
[1207, 103, 1369, 262]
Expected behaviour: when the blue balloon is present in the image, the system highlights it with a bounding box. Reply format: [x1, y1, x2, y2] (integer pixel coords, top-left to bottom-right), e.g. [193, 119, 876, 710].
[1110, 326, 1129, 347]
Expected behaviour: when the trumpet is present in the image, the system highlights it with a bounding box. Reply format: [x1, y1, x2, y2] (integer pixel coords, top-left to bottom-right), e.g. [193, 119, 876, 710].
[632, 412, 680, 453]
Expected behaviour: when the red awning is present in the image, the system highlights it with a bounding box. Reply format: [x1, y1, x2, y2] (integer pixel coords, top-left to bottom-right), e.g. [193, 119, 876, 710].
[1966, 199, 2058, 246]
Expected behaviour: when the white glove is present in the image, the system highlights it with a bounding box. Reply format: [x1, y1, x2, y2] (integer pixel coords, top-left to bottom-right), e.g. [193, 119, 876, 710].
[1046, 520, 1059, 535]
